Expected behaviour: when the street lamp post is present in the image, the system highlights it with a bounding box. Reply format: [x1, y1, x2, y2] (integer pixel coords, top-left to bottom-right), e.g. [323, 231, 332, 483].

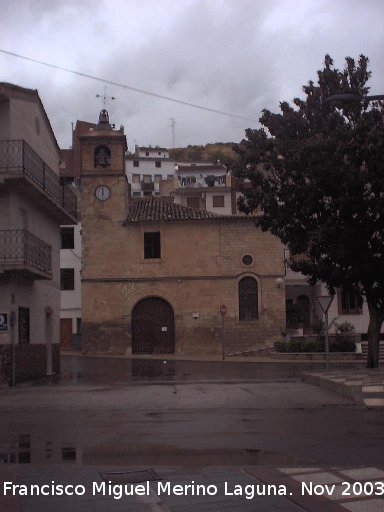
[316, 296, 334, 371]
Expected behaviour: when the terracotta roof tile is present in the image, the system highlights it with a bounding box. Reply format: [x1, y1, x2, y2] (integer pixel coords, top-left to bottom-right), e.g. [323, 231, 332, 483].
[124, 195, 221, 223]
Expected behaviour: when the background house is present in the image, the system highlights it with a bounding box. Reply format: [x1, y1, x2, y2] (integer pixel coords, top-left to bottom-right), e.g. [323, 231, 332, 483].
[58, 121, 96, 351]
[59, 223, 82, 350]
[0, 83, 77, 383]
[173, 163, 240, 215]
[284, 250, 383, 353]
[125, 146, 175, 197]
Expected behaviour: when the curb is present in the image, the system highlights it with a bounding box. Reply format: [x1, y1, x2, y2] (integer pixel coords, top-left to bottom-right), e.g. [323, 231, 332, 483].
[302, 370, 384, 408]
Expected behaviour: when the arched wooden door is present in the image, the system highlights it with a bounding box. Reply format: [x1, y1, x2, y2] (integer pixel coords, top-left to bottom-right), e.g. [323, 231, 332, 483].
[132, 297, 175, 354]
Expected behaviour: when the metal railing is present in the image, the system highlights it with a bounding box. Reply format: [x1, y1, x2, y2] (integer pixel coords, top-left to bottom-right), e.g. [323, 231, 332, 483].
[0, 140, 77, 219]
[0, 229, 52, 276]
[177, 175, 228, 188]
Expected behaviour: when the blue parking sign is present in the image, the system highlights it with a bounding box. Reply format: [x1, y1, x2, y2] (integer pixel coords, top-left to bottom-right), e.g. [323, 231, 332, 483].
[0, 313, 8, 332]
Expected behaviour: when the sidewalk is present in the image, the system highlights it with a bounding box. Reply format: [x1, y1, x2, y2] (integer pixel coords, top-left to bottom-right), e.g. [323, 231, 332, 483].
[1, 464, 383, 512]
[303, 368, 384, 408]
[248, 465, 384, 512]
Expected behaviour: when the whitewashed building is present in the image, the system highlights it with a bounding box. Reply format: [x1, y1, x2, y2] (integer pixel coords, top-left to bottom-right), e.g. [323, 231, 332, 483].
[0, 83, 77, 382]
[173, 163, 240, 215]
[285, 253, 383, 348]
[125, 146, 175, 197]
[59, 223, 82, 349]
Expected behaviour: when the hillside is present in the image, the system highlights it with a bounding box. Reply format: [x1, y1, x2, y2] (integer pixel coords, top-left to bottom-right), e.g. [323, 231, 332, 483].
[169, 142, 238, 166]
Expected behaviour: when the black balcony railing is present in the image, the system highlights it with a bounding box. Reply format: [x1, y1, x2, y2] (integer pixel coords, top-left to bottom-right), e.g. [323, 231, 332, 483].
[0, 140, 77, 219]
[0, 229, 52, 277]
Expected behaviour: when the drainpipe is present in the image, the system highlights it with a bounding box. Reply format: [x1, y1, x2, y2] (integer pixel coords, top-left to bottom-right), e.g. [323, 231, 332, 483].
[45, 307, 53, 376]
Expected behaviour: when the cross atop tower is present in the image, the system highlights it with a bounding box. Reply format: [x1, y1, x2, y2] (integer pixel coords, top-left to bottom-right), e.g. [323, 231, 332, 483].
[96, 86, 116, 108]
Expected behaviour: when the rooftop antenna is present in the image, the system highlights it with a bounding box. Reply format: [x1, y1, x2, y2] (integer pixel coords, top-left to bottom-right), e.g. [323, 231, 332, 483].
[70, 121, 74, 149]
[96, 86, 116, 108]
[169, 117, 176, 148]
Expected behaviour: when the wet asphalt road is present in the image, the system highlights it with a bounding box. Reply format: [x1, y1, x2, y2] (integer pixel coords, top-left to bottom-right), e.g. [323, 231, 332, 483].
[1, 356, 383, 468]
[58, 354, 362, 386]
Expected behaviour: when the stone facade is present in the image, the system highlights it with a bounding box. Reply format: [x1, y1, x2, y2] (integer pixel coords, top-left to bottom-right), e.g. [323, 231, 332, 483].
[81, 220, 285, 357]
[79, 113, 285, 358]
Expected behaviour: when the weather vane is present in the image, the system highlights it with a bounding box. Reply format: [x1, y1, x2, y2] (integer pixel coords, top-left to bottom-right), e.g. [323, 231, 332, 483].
[96, 86, 116, 108]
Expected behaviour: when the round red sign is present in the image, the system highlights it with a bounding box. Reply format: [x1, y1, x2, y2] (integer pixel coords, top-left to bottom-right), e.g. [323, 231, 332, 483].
[219, 304, 227, 316]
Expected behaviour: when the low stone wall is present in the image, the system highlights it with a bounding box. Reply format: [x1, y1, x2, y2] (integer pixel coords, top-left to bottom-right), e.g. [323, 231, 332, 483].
[0, 344, 60, 385]
[290, 334, 362, 343]
[270, 351, 363, 361]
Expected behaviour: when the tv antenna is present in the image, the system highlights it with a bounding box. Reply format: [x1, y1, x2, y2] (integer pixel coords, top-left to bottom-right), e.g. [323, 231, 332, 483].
[96, 86, 116, 108]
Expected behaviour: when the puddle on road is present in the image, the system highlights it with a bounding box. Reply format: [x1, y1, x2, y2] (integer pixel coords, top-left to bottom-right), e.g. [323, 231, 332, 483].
[0, 434, 31, 464]
[84, 445, 312, 467]
[57, 356, 344, 386]
[0, 434, 78, 465]
[58, 355, 363, 386]
[59, 359, 179, 384]
[131, 359, 176, 378]
[0, 433, 312, 467]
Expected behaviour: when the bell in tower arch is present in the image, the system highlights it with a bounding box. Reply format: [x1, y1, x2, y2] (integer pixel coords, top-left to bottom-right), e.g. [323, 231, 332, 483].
[94, 144, 111, 167]
[96, 109, 112, 130]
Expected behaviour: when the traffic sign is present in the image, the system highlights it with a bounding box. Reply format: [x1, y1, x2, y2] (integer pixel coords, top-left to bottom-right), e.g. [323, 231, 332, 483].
[0, 313, 8, 332]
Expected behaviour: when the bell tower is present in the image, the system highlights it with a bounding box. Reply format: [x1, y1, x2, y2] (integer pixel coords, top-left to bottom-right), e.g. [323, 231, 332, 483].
[79, 109, 128, 226]
[79, 110, 129, 354]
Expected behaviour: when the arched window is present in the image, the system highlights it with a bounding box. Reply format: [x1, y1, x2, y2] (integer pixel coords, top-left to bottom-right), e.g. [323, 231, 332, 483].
[94, 145, 111, 168]
[239, 277, 258, 321]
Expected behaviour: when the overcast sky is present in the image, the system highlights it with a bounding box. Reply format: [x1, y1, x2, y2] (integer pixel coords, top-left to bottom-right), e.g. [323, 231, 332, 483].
[1, 0, 383, 151]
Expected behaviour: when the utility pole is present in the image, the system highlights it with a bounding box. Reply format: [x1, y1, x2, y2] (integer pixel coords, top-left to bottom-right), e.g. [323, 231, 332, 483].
[169, 117, 176, 148]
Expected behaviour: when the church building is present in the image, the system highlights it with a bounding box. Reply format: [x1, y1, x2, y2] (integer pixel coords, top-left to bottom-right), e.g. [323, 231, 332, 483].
[79, 111, 285, 358]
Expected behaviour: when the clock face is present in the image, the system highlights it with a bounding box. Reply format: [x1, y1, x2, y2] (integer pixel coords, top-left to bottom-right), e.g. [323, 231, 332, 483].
[95, 185, 111, 201]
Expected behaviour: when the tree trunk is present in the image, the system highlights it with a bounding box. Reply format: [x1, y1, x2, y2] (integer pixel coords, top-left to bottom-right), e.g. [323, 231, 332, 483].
[366, 302, 384, 368]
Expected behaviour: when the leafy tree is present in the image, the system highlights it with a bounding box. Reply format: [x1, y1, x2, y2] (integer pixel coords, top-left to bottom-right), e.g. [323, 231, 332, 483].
[169, 147, 185, 161]
[234, 55, 384, 368]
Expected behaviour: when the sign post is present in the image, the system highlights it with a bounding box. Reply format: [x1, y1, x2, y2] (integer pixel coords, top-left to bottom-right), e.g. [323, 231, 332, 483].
[219, 305, 227, 361]
[316, 296, 334, 371]
[10, 311, 16, 386]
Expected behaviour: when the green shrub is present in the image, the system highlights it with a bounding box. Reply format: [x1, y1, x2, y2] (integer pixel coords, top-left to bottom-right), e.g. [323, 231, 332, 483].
[273, 339, 356, 353]
[335, 321, 356, 334]
[332, 338, 357, 352]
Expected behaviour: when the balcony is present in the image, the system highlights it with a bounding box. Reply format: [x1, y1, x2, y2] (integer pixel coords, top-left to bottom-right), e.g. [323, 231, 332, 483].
[177, 174, 229, 189]
[0, 140, 77, 224]
[141, 181, 154, 193]
[0, 230, 52, 279]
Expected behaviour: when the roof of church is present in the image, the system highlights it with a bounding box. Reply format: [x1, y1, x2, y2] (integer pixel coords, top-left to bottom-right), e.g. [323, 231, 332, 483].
[124, 195, 222, 223]
[124, 195, 257, 224]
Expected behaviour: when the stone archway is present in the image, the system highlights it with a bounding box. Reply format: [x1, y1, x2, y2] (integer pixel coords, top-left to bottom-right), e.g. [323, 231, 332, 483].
[131, 297, 175, 354]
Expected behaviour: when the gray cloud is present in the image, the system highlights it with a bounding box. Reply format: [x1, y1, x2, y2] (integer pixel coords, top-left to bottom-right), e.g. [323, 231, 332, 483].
[1, 0, 383, 150]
